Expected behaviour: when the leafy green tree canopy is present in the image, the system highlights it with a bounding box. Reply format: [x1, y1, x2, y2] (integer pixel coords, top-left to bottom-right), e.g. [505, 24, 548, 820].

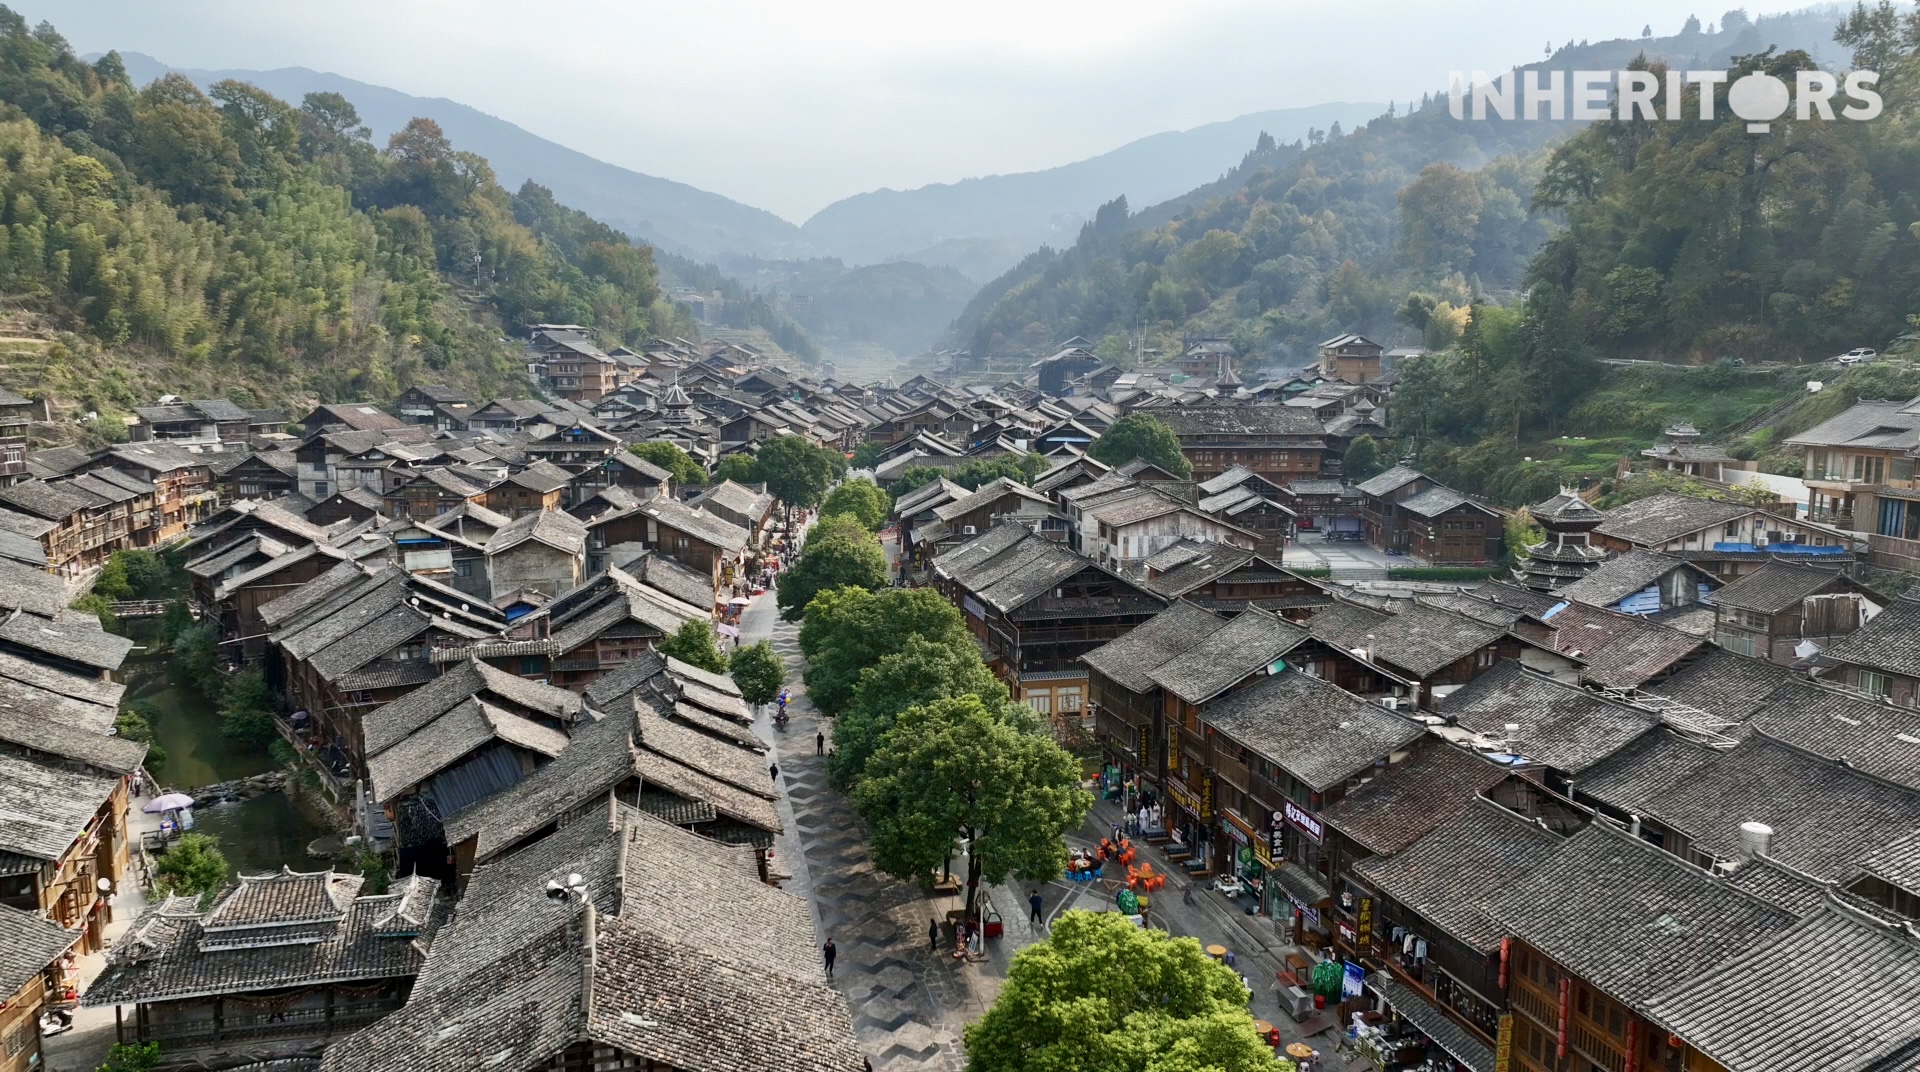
[776, 514, 888, 622]
[964, 911, 1280, 1072]
[853, 694, 1091, 909]
[757, 436, 846, 520]
[798, 586, 973, 715]
[1343, 435, 1385, 482]
[712, 453, 761, 485]
[727, 639, 786, 708]
[657, 618, 730, 674]
[820, 477, 890, 531]
[630, 441, 706, 487]
[830, 634, 1007, 789]
[1088, 414, 1191, 478]
[153, 833, 229, 902]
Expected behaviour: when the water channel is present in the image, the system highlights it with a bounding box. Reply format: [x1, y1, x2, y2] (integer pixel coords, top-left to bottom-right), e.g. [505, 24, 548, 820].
[128, 659, 333, 878]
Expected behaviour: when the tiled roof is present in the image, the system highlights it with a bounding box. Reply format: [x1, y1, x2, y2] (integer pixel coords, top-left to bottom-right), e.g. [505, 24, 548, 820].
[1556, 550, 1698, 608]
[633, 497, 749, 553]
[1444, 662, 1659, 774]
[1649, 648, 1796, 722]
[1336, 603, 1509, 678]
[1575, 727, 1719, 815]
[1147, 608, 1307, 705]
[1397, 485, 1492, 519]
[364, 659, 582, 756]
[1707, 561, 1855, 614]
[323, 806, 858, 1072]
[88, 874, 448, 1005]
[1078, 602, 1227, 693]
[1784, 397, 1920, 450]
[1151, 405, 1326, 436]
[1319, 743, 1510, 855]
[1200, 669, 1423, 791]
[1592, 492, 1752, 546]
[1529, 491, 1606, 525]
[488, 506, 588, 557]
[1861, 829, 1920, 895]
[1355, 465, 1427, 498]
[203, 867, 351, 930]
[1541, 601, 1706, 688]
[0, 751, 121, 861]
[1749, 679, 1920, 790]
[1367, 972, 1496, 1072]
[1485, 820, 1793, 1007]
[1644, 902, 1920, 1072]
[506, 460, 575, 493]
[367, 697, 571, 804]
[1352, 797, 1562, 950]
[0, 902, 78, 997]
[1469, 580, 1565, 618]
[1821, 595, 1920, 678]
[1636, 733, 1920, 880]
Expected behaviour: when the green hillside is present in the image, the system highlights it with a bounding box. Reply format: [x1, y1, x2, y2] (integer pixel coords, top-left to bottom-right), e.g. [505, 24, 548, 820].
[0, 9, 705, 425]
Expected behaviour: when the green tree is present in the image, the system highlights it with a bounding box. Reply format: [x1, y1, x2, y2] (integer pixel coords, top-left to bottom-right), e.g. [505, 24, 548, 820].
[1504, 508, 1546, 569]
[1398, 163, 1485, 277]
[831, 635, 1008, 789]
[97, 1042, 164, 1072]
[629, 441, 706, 487]
[850, 441, 886, 469]
[799, 586, 974, 715]
[853, 695, 1091, 912]
[1343, 435, 1386, 482]
[1087, 413, 1191, 477]
[776, 514, 889, 622]
[711, 453, 760, 484]
[93, 553, 132, 600]
[153, 833, 229, 902]
[888, 465, 946, 499]
[657, 618, 730, 674]
[114, 704, 166, 775]
[71, 593, 117, 630]
[115, 550, 178, 599]
[218, 669, 275, 747]
[964, 911, 1280, 1072]
[170, 625, 219, 692]
[757, 436, 845, 526]
[727, 639, 786, 709]
[819, 477, 890, 531]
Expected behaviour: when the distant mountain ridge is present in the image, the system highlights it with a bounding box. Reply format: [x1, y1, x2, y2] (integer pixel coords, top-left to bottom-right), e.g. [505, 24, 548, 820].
[109, 52, 816, 262]
[800, 101, 1384, 281]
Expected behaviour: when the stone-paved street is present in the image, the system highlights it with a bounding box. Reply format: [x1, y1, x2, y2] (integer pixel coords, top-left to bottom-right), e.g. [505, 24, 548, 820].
[740, 576, 1352, 1071]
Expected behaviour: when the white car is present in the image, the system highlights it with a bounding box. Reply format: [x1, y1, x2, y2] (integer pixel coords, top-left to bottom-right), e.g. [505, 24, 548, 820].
[1837, 348, 1878, 366]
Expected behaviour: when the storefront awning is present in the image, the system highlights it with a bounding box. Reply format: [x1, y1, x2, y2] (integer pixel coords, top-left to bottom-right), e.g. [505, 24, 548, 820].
[1367, 972, 1495, 1072]
[1270, 861, 1331, 908]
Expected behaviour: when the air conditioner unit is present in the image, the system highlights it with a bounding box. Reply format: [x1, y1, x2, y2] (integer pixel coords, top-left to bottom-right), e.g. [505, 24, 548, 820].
[1378, 696, 1403, 711]
[962, 526, 978, 536]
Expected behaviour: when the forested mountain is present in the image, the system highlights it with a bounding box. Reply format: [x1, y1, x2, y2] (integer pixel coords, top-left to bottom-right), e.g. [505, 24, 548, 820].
[799, 101, 1383, 282]
[947, 8, 1850, 367]
[0, 9, 700, 418]
[110, 52, 816, 262]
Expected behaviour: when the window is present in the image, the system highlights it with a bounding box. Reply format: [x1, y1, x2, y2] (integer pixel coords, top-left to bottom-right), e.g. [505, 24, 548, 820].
[1861, 670, 1892, 698]
[520, 657, 544, 675]
[1028, 693, 1051, 715]
[313, 482, 329, 497]
[453, 560, 472, 577]
[1724, 520, 1740, 538]
[1477, 648, 1496, 668]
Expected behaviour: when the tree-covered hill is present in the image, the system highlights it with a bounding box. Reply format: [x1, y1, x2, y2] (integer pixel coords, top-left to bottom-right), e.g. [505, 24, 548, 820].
[946, 8, 1851, 368]
[0, 8, 706, 424]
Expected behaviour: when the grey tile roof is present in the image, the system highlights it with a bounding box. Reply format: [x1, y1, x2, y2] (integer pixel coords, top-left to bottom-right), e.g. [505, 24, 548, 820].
[1151, 404, 1326, 437]
[0, 751, 120, 862]
[1784, 397, 1920, 450]
[0, 678, 147, 773]
[324, 806, 858, 1072]
[1637, 733, 1920, 880]
[441, 707, 642, 865]
[1148, 608, 1308, 705]
[1860, 829, 1920, 896]
[1355, 464, 1427, 498]
[1200, 669, 1423, 791]
[1414, 591, 1524, 629]
[1556, 550, 1699, 609]
[1353, 797, 1563, 950]
[1574, 727, 1719, 815]
[88, 873, 448, 1005]
[1650, 648, 1796, 722]
[506, 459, 575, 493]
[1319, 743, 1510, 855]
[1644, 902, 1920, 1072]
[1721, 856, 1881, 916]
[487, 506, 589, 557]
[1707, 561, 1855, 614]
[0, 902, 78, 997]
[1397, 485, 1492, 519]
[1343, 603, 1510, 677]
[363, 659, 582, 756]
[1541, 601, 1706, 688]
[1593, 492, 1752, 547]
[633, 496, 749, 553]
[691, 479, 774, 521]
[368, 697, 571, 804]
[1366, 972, 1496, 1072]
[1486, 820, 1793, 1008]
[1529, 491, 1606, 525]
[1821, 595, 1920, 678]
[1469, 580, 1565, 618]
[1079, 602, 1228, 693]
[1444, 662, 1660, 774]
[1750, 680, 1920, 790]
[0, 557, 85, 619]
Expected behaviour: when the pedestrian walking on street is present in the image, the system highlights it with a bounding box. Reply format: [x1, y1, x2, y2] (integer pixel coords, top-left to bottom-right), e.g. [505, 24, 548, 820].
[929, 918, 941, 952]
[822, 938, 837, 979]
[816, 731, 825, 755]
[769, 762, 779, 782]
[1028, 890, 1044, 926]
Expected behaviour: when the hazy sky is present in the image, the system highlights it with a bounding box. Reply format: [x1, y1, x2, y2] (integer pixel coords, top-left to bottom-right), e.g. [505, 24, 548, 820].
[37, 0, 1812, 221]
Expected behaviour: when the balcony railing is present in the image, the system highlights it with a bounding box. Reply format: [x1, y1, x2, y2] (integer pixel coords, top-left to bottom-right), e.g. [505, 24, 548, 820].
[141, 1000, 403, 1043]
[1869, 533, 1920, 573]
